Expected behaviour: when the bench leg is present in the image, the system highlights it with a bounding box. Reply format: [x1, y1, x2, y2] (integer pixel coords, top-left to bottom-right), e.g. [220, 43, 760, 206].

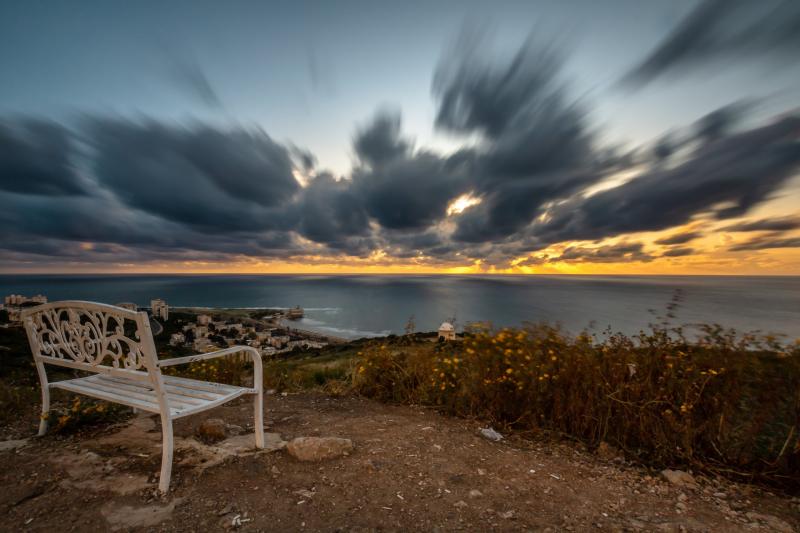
[158, 414, 174, 493]
[38, 385, 50, 436]
[254, 389, 264, 449]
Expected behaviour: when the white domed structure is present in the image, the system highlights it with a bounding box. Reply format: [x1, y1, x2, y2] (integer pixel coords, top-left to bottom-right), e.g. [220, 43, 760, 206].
[438, 322, 456, 341]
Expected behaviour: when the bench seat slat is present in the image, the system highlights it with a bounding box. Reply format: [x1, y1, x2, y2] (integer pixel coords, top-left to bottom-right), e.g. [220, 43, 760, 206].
[99, 375, 223, 402]
[52, 379, 161, 413]
[83, 376, 203, 409]
[51, 374, 251, 417]
[163, 375, 241, 394]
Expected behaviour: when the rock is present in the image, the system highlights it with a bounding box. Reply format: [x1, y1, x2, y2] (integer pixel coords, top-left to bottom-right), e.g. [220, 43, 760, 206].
[479, 427, 503, 442]
[286, 437, 354, 461]
[745, 512, 793, 533]
[0, 439, 29, 452]
[225, 424, 245, 436]
[660, 469, 698, 489]
[101, 500, 181, 531]
[677, 493, 688, 502]
[469, 489, 483, 498]
[197, 418, 227, 443]
[676, 502, 687, 512]
[294, 489, 315, 499]
[453, 500, 468, 509]
[10, 485, 45, 506]
[596, 441, 619, 461]
[217, 503, 235, 516]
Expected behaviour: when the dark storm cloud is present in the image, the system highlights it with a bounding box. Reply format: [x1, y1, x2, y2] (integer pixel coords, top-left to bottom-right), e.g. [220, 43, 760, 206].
[3, 27, 800, 271]
[516, 242, 654, 266]
[0, 119, 86, 196]
[432, 34, 604, 243]
[655, 231, 703, 245]
[557, 242, 654, 263]
[722, 216, 800, 232]
[534, 114, 800, 246]
[694, 101, 752, 142]
[169, 59, 222, 108]
[353, 111, 409, 169]
[88, 118, 300, 232]
[623, 0, 800, 87]
[296, 172, 370, 249]
[661, 247, 695, 257]
[729, 234, 800, 251]
[352, 112, 471, 231]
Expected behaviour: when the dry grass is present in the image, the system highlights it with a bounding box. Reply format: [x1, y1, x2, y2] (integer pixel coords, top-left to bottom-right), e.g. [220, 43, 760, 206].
[352, 324, 800, 489]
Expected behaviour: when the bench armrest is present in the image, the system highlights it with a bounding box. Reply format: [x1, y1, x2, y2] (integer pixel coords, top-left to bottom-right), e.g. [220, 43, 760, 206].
[157, 346, 263, 390]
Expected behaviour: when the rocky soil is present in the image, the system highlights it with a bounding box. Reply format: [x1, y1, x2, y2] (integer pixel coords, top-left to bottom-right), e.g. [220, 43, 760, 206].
[1, 392, 798, 532]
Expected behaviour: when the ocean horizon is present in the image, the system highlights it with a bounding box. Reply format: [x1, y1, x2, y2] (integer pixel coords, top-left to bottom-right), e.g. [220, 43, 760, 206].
[2, 274, 799, 340]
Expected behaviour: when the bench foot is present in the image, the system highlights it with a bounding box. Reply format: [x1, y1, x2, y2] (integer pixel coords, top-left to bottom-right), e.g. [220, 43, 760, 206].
[254, 390, 264, 449]
[158, 414, 174, 493]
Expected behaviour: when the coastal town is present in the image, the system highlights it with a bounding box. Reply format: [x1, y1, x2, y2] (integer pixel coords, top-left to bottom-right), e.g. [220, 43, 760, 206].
[1, 294, 333, 357]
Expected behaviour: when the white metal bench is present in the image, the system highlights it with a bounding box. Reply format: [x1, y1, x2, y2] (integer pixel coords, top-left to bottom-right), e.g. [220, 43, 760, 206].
[21, 301, 265, 493]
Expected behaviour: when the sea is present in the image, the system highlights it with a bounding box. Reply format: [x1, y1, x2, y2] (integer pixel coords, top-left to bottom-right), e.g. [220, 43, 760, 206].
[1, 274, 798, 340]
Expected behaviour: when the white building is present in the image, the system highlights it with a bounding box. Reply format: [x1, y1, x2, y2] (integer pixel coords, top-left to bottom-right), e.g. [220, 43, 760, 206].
[151, 299, 169, 321]
[197, 314, 212, 326]
[438, 322, 456, 341]
[260, 346, 277, 357]
[169, 332, 186, 346]
[269, 335, 291, 349]
[3, 294, 48, 322]
[193, 325, 208, 338]
[193, 337, 213, 351]
[5, 294, 47, 306]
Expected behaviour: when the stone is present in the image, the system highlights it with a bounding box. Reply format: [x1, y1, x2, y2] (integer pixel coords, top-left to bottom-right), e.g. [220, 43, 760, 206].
[478, 427, 503, 442]
[286, 437, 354, 461]
[660, 470, 698, 489]
[197, 418, 227, 443]
[745, 512, 793, 533]
[0, 439, 29, 452]
[101, 499, 181, 531]
[469, 489, 483, 498]
[225, 424, 245, 436]
[453, 500, 468, 509]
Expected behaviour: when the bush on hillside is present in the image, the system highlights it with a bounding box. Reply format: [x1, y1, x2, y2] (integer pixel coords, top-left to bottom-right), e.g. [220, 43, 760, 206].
[352, 323, 800, 488]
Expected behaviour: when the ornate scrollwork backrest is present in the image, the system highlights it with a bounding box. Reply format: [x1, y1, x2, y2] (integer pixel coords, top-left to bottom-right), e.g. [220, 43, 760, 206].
[22, 301, 153, 371]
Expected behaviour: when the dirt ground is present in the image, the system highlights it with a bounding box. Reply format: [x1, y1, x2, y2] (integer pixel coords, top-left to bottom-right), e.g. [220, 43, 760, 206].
[1, 392, 798, 532]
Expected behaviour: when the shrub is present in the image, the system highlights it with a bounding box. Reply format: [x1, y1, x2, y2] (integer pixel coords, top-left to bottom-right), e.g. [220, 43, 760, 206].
[46, 396, 130, 433]
[162, 355, 250, 386]
[352, 323, 800, 488]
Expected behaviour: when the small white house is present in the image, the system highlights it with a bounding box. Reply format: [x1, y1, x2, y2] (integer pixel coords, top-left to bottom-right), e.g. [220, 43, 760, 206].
[438, 322, 456, 341]
[151, 298, 169, 321]
[197, 314, 212, 326]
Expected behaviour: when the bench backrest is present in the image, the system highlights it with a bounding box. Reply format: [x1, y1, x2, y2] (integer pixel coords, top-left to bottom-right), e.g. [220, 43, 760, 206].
[21, 301, 160, 379]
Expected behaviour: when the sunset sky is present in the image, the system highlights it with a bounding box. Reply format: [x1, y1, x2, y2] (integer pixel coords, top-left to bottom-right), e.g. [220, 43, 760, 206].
[1, 0, 799, 275]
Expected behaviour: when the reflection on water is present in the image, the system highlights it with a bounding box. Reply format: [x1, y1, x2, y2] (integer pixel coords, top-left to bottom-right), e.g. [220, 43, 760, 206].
[1, 275, 798, 340]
